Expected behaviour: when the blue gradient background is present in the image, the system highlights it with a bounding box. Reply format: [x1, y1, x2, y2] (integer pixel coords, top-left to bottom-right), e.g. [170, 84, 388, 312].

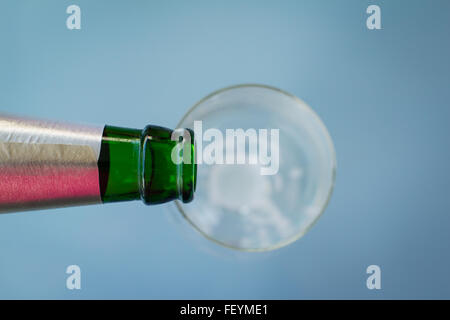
[1, 0, 449, 299]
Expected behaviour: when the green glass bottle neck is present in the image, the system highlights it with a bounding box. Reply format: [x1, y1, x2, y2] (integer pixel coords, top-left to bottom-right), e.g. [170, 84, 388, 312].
[98, 125, 196, 205]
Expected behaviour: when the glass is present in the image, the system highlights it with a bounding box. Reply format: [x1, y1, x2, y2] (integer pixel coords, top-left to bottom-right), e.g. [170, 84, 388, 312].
[175, 84, 336, 251]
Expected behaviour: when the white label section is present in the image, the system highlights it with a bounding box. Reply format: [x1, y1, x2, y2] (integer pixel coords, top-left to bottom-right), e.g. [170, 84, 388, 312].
[0, 114, 103, 160]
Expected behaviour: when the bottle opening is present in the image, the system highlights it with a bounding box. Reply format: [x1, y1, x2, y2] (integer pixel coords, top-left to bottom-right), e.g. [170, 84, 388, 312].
[171, 128, 196, 203]
[140, 125, 196, 205]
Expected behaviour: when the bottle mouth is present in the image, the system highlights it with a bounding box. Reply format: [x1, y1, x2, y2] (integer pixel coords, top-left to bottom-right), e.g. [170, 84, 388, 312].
[178, 128, 196, 203]
[140, 125, 196, 205]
